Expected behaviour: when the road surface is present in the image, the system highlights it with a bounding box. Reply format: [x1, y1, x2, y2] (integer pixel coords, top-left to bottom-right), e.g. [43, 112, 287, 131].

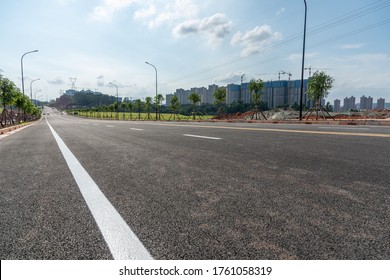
[1, 108, 389, 259]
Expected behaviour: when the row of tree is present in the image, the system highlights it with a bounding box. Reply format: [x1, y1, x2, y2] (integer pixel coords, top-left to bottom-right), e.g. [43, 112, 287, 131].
[0, 74, 41, 127]
[70, 71, 334, 120]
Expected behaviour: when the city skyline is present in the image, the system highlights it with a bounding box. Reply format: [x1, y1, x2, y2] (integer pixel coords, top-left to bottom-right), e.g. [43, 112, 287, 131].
[1, 0, 389, 103]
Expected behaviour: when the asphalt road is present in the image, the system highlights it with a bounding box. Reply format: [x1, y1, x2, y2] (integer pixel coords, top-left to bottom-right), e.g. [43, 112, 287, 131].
[1, 108, 389, 259]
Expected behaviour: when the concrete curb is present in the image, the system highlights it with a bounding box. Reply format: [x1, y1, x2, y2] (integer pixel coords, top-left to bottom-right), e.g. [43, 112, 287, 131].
[0, 123, 32, 135]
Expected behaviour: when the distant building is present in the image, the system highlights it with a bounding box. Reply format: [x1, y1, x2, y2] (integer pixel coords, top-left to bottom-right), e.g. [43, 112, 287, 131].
[376, 98, 385, 110]
[207, 84, 219, 104]
[333, 99, 341, 112]
[65, 89, 77, 96]
[191, 87, 208, 105]
[360, 95, 373, 110]
[167, 79, 310, 109]
[165, 94, 174, 107]
[175, 88, 190, 105]
[343, 96, 356, 111]
[226, 84, 241, 105]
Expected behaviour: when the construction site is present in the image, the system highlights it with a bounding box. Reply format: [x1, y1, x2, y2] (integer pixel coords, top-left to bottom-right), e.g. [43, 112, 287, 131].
[213, 109, 390, 123]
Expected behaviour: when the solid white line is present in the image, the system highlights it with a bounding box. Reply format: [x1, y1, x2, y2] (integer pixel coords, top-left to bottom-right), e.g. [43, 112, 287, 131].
[130, 128, 144, 131]
[183, 134, 221, 140]
[319, 126, 369, 130]
[46, 118, 153, 260]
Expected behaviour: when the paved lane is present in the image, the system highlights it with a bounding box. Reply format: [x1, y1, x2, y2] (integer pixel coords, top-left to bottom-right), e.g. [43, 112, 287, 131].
[0, 118, 112, 259]
[1, 111, 389, 259]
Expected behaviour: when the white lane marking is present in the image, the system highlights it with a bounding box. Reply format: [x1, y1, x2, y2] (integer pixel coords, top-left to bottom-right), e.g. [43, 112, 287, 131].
[106, 125, 115, 128]
[93, 124, 99, 126]
[46, 118, 153, 260]
[130, 128, 144, 131]
[318, 126, 370, 130]
[183, 134, 221, 140]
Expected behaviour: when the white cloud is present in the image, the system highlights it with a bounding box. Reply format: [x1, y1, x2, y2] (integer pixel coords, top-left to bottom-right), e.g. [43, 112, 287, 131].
[172, 13, 233, 47]
[48, 77, 65, 85]
[89, 0, 139, 21]
[340, 43, 365, 50]
[137, 0, 199, 29]
[133, 4, 156, 21]
[231, 25, 282, 56]
[215, 72, 243, 84]
[276, 8, 285, 16]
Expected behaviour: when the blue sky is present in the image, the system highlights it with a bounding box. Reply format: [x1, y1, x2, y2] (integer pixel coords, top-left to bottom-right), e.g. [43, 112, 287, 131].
[1, 0, 389, 103]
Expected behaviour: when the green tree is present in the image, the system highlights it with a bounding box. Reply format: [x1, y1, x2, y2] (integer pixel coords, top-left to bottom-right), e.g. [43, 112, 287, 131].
[0, 75, 17, 110]
[304, 71, 335, 120]
[121, 102, 127, 119]
[213, 87, 226, 117]
[188, 92, 201, 120]
[154, 94, 165, 120]
[307, 71, 334, 103]
[169, 95, 180, 120]
[145, 96, 153, 120]
[13, 92, 28, 122]
[248, 79, 264, 108]
[134, 99, 142, 120]
[127, 102, 133, 120]
[108, 104, 114, 119]
[247, 79, 267, 120]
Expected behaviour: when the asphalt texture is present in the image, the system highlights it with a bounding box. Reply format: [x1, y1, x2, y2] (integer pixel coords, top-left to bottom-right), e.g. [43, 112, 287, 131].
[1, 108, 389, 259]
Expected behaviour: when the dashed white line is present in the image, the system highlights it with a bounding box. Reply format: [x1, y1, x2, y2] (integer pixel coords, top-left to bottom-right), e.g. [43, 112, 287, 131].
[130, 128, 144, 131]
[46, 118, 153, 260]
[183, 134, 221, 140]
[106, 125, 115, 128]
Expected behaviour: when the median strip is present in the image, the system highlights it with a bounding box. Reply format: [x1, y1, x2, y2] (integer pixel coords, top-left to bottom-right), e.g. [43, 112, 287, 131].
[46, 118, 153, 260]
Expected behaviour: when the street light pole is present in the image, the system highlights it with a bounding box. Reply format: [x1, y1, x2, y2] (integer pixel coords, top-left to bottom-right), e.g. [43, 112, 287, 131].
[21, 50, 39, 96]
[299, 0, 307, 120]
[145, 62, 158, 120]
[109, 82, 119, 116]
[30, 78, 40, 101]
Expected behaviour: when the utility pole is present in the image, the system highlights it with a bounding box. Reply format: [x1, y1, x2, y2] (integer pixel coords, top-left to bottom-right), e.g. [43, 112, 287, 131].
[69, 77, 77, 94]
[240, 74, 245, 103]
[299, 0, 307, 120]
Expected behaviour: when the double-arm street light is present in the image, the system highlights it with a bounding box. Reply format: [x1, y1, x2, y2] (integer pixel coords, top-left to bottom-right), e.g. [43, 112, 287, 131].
[21, 50, 39, 97]
[109, 82, 119, 115]
[145, 61, 158, 120]
[299, 0, 307, 120]
[30, 78, 40, 101]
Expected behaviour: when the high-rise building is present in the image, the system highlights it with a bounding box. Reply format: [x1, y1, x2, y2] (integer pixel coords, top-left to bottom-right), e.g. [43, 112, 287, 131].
[360, 95, 373, 110]
[207, 84, 219, 104]
[376, 98, 385, 110]
[226, 84, 241, 105]
[333, 99, 341, 112]
[168, 79, 309, 109]
[175, 88, 190, 105]
[343, 96, 356, 111]
[165, 94, 174, 107]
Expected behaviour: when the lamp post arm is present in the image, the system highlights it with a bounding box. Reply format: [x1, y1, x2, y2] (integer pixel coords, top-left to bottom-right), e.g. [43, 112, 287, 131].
[20, 50, 38, 96]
